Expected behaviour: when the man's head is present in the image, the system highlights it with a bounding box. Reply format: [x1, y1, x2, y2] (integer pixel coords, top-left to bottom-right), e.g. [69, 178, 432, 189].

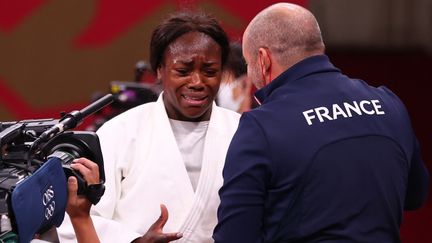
[243, 3, 325, 89]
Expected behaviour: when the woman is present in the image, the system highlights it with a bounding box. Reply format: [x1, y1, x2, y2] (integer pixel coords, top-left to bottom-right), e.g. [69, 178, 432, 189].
[59, 11, 240, 243]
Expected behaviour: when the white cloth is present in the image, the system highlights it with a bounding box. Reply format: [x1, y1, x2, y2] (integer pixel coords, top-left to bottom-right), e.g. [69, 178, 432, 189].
[217, 81, 244, 112]
[57, 94, 240, 243]
[169, 119, 209, 191]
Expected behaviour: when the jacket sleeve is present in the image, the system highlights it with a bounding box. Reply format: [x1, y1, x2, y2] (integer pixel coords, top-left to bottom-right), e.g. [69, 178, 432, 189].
[404, 136, 429, 210]
[214, 113, 271, 243]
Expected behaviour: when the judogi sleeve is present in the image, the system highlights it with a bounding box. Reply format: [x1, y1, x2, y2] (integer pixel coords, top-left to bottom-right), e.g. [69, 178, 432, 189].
[57, 120, 141, 243]
[214, 113, 271, 243]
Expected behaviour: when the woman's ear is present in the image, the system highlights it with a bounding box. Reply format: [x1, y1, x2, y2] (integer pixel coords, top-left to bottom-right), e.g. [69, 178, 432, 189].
[157, 66, 162, 80]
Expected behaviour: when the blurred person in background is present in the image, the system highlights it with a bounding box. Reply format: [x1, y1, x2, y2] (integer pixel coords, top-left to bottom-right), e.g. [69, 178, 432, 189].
[216, 42, 253, 113]
[58, 11, 240, 243]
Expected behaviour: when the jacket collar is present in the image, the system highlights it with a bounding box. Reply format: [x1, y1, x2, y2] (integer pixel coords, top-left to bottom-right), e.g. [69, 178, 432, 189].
[254, 55, 339, 105]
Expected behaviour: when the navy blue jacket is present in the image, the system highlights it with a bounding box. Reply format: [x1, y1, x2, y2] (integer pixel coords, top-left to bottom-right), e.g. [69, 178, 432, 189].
[214, 55, 429, 243]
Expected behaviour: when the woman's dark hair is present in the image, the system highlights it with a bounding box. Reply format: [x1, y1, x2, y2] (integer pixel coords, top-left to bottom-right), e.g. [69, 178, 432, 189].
[149, 11, 230, 73]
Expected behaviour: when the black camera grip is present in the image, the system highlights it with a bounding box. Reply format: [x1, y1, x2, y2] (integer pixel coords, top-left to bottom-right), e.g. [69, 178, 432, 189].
[48, 151, 105, 204]
[62, 166, 87, 195]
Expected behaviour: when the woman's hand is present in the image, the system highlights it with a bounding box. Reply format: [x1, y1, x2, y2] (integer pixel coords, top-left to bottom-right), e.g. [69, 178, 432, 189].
[132, 204, 183, 243]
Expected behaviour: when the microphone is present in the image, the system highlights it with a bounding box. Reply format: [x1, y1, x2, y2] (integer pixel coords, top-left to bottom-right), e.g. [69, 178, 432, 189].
[35, 94, 114, 144]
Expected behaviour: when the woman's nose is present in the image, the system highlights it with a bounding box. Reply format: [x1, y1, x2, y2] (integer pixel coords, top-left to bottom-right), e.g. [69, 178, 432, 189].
[187, 72, 205, 89]
[191, 72, 203, 84]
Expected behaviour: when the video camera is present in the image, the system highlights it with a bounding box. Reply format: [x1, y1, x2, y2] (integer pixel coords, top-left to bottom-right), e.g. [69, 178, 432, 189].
[0, 94, 113, 242]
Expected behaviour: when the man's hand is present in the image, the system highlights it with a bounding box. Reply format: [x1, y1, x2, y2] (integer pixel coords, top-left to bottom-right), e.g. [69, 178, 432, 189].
[66, 176, 92, 220]
[132, 204, 183, 243]
[66, 158, 100, 220]
[66, 158, 101, 243]
[70, 158, 100, 185]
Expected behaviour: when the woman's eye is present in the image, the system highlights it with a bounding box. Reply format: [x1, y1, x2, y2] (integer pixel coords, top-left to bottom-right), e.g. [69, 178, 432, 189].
[204, 69, 217, 76]
[176, 69, 189, 76]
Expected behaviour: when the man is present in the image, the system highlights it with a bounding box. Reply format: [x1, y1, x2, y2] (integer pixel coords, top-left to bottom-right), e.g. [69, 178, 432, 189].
[65, 158, 102, 243]
[214, 3, 429, 242]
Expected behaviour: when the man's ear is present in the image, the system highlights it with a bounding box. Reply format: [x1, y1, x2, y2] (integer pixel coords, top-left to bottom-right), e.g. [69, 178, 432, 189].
[258, 47, 272, 74]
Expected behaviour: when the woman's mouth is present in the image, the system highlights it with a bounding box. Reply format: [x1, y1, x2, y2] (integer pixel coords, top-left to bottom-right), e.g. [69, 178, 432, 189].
[181, 94, 208, 106]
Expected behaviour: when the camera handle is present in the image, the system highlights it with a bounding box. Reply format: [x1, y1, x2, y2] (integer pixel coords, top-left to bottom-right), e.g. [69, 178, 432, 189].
[35, 94, 114, 145]
[28, 94, 113, 167]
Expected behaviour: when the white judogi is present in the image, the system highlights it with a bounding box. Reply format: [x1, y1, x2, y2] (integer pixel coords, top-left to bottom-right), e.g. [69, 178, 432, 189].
[58, 95, 240, 243]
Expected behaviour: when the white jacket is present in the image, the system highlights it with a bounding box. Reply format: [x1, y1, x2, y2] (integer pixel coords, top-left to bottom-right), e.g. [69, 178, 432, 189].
[58, 95, 240, 243]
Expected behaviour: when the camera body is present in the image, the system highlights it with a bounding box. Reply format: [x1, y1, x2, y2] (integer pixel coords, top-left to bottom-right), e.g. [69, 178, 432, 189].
[0, 94, 112, 241]
[0, 118, 106, 238]
[0, 119, 105, 188]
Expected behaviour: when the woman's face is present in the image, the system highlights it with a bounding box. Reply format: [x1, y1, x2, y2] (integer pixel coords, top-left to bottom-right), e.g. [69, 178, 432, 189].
[158, 31, 222, 121]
